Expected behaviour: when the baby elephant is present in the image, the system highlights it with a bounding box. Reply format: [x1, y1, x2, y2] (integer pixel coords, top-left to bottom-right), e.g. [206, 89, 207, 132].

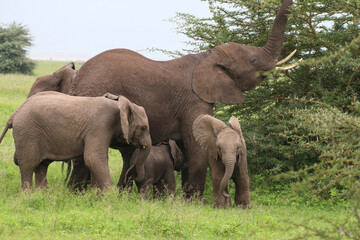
[134, 140, 185, 198]
[193, 115, 250, 208]
[0, 91, 151, 190]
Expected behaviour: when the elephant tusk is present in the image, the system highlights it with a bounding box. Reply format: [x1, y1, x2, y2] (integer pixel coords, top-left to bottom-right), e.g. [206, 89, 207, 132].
[275, 58, 303, 71]
[276, 49, 297, 66]
[142, 145, 146, 149]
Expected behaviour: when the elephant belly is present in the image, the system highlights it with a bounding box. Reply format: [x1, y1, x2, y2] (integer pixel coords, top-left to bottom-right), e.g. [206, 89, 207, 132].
[44, 142, 84, 161]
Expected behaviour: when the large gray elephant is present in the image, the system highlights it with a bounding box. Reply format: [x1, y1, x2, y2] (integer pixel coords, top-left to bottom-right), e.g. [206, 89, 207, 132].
[68, 0, 292, 204]
[193, 115, 248, 208]
[27, 62, 76, 97]
[0, 92, 151, 190]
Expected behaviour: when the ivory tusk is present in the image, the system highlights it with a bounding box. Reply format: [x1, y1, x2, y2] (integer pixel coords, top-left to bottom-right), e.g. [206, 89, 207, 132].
[277, 49, 297, 66]
[275, 58, 303, 71]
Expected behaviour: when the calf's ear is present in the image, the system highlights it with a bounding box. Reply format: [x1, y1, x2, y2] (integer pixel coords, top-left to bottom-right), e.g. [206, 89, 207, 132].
[117, 96, 133, 144]
[192, 114, 226, 156]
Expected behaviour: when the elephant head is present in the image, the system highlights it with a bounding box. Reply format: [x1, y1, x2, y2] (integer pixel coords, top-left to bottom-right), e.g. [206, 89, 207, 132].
[169, 139, 185, 171]
[193, 115, 249, 208]
[27, 62, 76, 98]
[192, 0, 292, 104]
[104, 93, 152, 182]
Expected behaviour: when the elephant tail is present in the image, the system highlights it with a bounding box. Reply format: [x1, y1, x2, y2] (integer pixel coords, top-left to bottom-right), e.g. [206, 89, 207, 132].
[62, 160, 72, 183]
[0, 115, 14, 144]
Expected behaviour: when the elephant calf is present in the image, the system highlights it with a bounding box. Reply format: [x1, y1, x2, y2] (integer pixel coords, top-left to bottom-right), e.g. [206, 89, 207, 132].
[134, 140, 185, 198]
[193, 115, 251, 208]
[0, 91, 151, 190]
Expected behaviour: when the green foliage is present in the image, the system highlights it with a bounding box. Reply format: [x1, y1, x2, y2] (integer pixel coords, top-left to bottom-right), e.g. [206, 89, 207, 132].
[0, 22, 35, 75]
[169, 0, 360, 201]
[274, 102, 360, 200]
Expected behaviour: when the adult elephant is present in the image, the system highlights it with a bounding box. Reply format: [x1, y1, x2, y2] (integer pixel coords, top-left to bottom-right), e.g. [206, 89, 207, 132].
[69, 0, 292, 204]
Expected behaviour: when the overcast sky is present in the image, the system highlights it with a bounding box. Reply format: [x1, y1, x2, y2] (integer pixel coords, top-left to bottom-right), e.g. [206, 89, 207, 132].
[0, 0, 211, 61]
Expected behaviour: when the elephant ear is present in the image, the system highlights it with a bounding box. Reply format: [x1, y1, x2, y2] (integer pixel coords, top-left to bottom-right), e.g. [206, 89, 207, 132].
[169, 139, 185, 171]
[103, 92, 119, 101]
[117, 96, 133, 144]
[229, 116, 243, 135]
[229, 116, 247, 161]
[53, 62, 76, 93]
[192, 45, 244, 104]
[192, 114, 226, 157]
[27, 62, 75, 98]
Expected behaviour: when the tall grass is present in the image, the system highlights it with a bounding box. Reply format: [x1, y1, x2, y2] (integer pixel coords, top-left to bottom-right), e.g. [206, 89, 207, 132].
[0, 61, 356, 239]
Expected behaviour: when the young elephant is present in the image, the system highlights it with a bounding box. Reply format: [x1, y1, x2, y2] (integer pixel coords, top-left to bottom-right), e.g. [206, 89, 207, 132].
[134, 140, 185, 198]
[27, 62, 76, 97]
[193, 115, 250, 208]
[0, 92, 151, 190]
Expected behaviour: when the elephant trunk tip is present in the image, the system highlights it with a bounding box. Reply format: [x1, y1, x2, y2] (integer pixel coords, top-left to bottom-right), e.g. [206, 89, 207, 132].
[222, 191, 230, 198]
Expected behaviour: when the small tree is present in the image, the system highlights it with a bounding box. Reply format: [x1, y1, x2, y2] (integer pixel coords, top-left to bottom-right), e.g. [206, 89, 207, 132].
[0, 22, 35, 74]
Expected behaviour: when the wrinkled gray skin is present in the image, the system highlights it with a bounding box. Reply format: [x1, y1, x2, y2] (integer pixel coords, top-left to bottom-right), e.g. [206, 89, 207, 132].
[0, 92, 151, 190]
[68, 0, 292, 203]
[27, 62, 76, 97]
[135, 140, 185, 198]
[193, 115, 249, 208]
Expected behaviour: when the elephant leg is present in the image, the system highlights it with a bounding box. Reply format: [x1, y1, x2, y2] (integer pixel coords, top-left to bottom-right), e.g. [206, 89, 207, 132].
[67, 156, 91, 191]
[16, 150, 39, 190]
[181, 143, 208, 202]
[154, 180, 165, 199]
[179, 120, 209, 202]
[164, 171, 176, 196]
[208, 157, 228, 208]
[233, 164, 251, 208]
[19, 165, 34, 190]
[139, 178, 153, 197]
[34, 161, 51, 189]
[83, 141, 112, 191]
[117, 147, 136, 190]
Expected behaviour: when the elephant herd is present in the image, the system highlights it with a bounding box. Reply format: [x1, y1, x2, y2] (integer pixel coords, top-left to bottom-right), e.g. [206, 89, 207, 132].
[0, 0, 293, 208]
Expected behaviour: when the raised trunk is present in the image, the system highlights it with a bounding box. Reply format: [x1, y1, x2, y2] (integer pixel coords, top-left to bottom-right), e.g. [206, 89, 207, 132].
[263, 0, 292, 59]
[219, 156, 236, 198]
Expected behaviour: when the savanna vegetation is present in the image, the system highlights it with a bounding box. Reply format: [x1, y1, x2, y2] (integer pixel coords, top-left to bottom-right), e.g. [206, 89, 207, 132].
[1, 0, 360, 239]
[0, 63, 357, 240]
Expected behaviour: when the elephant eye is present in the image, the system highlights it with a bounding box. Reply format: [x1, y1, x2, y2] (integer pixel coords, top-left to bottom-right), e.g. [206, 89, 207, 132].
[140, 126, 147, 131]
[250, 57, 257, 65]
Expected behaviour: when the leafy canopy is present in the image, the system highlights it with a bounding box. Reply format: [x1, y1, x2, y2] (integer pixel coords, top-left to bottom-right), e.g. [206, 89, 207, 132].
[169, 0, 360, 200]
[0, 22, 35, 74]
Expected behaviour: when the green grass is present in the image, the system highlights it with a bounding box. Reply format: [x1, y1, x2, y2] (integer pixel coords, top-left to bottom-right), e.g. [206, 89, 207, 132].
[0, 61, 357, 239]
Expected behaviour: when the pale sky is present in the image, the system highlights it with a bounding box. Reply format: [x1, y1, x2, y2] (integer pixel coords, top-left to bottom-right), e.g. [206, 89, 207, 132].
[0, 0, 211, 61]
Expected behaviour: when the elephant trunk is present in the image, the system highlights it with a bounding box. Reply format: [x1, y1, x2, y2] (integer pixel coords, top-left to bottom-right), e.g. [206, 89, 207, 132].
[219, 155, 236, 198]
[125, 143, 151, 183]
[134, 144, 151, 182]
[263, 0, 292, 60]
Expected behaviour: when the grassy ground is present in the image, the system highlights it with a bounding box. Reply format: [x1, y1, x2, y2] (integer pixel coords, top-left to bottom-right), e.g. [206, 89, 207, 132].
[0, 61, 356, 239]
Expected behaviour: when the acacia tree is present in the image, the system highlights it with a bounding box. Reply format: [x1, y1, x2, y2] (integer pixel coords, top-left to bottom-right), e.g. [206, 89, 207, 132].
[0, 22, 35, 74]
[169, 0, 360, 199]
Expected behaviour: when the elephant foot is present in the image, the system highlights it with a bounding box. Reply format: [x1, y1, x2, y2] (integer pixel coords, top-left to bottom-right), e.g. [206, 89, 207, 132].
[213, 201, 227, 209]
[118, 176, 134, 193]
[237, 202, 252, 209]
